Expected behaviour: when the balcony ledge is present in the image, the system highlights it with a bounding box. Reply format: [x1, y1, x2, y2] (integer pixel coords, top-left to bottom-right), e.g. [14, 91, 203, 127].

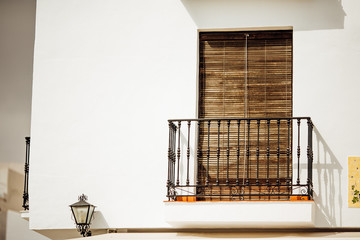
[164, 201, 315, 228]
[20, 210, 29, 220]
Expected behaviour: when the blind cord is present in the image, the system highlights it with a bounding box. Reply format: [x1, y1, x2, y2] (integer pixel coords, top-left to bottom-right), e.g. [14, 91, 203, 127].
[243, 34, 249, 186]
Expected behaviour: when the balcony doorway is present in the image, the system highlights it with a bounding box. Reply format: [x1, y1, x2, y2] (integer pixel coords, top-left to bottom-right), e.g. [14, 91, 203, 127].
[197, 30, 293, 200]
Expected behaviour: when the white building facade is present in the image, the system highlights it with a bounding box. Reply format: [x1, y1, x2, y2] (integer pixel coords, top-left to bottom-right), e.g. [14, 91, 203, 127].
[27, 0, 360, 239]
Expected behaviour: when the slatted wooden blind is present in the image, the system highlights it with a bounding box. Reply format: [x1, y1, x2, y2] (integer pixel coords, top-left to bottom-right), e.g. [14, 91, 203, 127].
[197, 30, 292, 200]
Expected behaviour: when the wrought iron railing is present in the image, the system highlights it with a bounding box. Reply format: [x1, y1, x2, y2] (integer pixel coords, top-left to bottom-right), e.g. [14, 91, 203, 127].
[167, 117, 313, 201]
[22, 136, 30, 210]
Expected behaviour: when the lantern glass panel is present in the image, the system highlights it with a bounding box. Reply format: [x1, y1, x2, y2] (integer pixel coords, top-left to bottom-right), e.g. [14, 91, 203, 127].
[72, 206, 89, 224]
[87, 205, 95, 224]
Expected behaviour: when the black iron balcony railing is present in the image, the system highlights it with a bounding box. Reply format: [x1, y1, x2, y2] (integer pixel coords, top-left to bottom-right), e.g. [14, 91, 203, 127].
[22, 136, 30, 210]
[167, 117, 313, 201]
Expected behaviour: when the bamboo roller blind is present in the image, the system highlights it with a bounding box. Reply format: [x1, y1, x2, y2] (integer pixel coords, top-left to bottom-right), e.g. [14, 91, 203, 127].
[197, 30, 293, 200]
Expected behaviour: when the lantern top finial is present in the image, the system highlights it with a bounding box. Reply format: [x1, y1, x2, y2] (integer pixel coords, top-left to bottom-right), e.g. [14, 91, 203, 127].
[78, 194, 88, 201]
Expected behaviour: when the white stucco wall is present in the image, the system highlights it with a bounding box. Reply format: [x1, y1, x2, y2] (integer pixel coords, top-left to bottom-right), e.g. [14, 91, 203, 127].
[30, 0, 360, 230]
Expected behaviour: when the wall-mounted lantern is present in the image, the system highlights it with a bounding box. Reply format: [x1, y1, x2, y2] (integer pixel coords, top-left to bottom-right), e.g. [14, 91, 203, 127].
[70, 194, 96, 237]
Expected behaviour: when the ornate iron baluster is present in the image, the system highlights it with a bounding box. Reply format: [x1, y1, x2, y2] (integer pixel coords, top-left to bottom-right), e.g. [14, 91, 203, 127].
[170, 125, 174, 187]
[267, 119, 270, 186]
[217, 120, 221, 185]
[186, 121, 191, 186]
[207, 120, 210, 185]
[297, 119, 301, 185]
[307, 119, 313, 198]
[287, 119, 291, 185]
[256, 120, 260, 185]
[246, 119, 250, 186]
[22, 137, 30, 210]
[277, 119, 280, 185]
[196, 121, 201, 185]
[226, 120, 230, 185]
[176, 121, 181, 186]
[236, 120, 240, 185]
[167, 122, 177, 200]
[172, 125, 177, 185]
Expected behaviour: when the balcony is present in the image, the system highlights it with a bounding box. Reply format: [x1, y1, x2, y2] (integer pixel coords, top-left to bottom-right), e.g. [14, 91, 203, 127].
[166, 117, 313, 202]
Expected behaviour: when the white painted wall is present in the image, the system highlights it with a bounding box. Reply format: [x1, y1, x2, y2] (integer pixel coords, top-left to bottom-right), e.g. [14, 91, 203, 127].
[30, 0, 360, 231]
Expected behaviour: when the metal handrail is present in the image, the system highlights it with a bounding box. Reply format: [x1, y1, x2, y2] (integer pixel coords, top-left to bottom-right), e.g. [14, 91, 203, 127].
[168, 117, 312, 122]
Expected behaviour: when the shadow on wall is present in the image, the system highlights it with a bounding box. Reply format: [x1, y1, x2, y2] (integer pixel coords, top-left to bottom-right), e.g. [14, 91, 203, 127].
[91, 211, 109, 229]
[181, 0, 346, 31]
[312, 126, 343, 227]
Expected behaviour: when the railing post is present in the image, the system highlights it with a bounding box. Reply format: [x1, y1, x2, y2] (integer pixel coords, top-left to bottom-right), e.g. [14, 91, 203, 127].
[216, 120, 221, 185]
[22, 137, 30, 210]
[206, 120, 210, 185]
[186, 121, 191, 186]
[296, 119, 301, 185]
[307, 119, 313, 198]
[167, 122, 177, 200]
[266, 119, 270, 186]
[171, 125, 176, 187]
[287, 119, 291, 186]
[276, 119, 280, 185]
[246, 119, 250, 186]
[167, 122, 173, 200]
[236, 120, 240, 185]
[196, 120, 201, 185]
[256, 120, 260, 185]
[226, 120, 230, 185]
[176, 121, 181, 186]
